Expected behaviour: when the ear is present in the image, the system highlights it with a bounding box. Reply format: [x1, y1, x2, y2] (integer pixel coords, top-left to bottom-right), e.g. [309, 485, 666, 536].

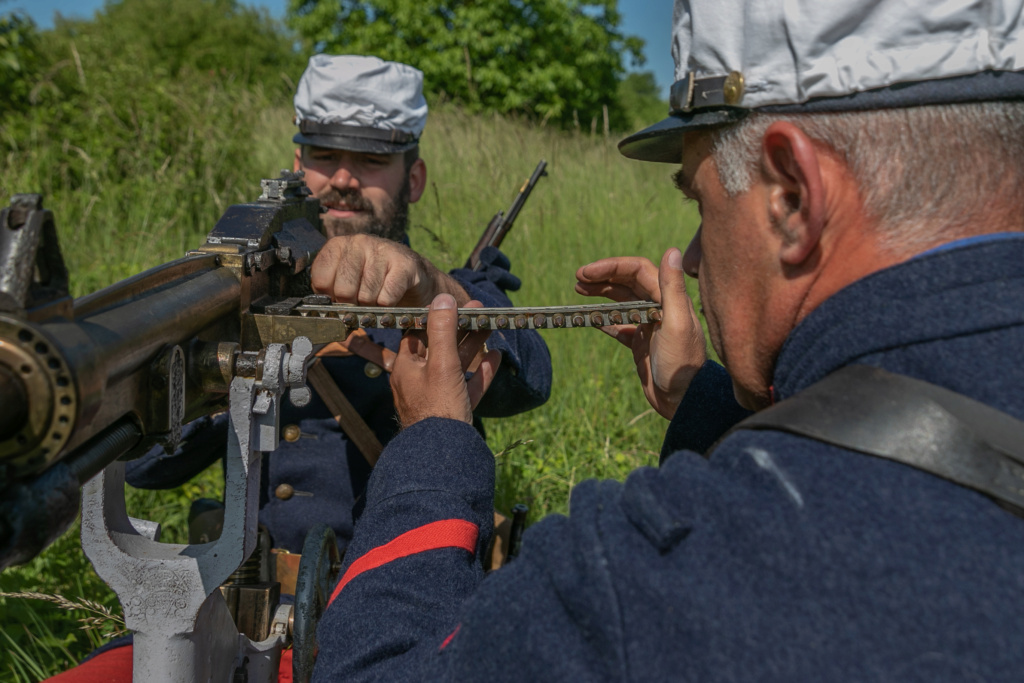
[293, 148, 302, 173]
[408, 158, 427, 203]
[760, 122, 826, 266]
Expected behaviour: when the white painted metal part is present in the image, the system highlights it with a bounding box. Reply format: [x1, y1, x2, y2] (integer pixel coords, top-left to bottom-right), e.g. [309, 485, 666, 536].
[80, 339, 312, 682]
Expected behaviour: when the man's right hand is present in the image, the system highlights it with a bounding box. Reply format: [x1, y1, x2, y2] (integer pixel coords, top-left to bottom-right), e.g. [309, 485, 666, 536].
[390, 295, 501, 428]
[311, 234, 471, 308]
[575, 249, 707, 419]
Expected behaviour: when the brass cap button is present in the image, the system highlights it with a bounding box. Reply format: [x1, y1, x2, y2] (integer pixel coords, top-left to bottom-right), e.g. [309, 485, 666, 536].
[275, 483, 294, 500]
[364, 362, 383, 378]
[282, 424, 301, 442]
[723, 70, 745, 105]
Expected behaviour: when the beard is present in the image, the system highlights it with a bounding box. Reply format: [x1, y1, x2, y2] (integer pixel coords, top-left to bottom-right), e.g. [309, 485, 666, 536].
[316, 176, 411, 243]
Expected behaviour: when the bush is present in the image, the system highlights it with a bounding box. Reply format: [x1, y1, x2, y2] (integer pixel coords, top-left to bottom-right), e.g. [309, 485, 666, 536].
[287, 0, 646, 130]
[0, 9, 42, 114]
[4, 0, 303, 190]
[0, 0, 307, 291]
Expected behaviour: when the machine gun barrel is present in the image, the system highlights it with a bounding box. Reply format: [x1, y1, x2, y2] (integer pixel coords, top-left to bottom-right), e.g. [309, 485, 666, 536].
[68, 264, 239, 431]
[70, 261, 239, 385]
[0, 258, 240, 482]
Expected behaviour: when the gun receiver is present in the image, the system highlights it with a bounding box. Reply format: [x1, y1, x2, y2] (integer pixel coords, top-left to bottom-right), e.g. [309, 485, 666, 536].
[464, 160, 547, 271]
[0, 172, 324, 569]
[0, 173, 330, 683]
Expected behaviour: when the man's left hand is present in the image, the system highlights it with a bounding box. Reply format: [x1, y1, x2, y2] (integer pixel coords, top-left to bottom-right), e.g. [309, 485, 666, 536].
[575, 249, 706, 419]
[390, 295, 502, 428]
[311, 234, 471, 307]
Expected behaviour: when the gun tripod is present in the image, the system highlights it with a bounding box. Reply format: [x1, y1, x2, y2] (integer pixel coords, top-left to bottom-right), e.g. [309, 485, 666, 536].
[81, 336, 329, 683]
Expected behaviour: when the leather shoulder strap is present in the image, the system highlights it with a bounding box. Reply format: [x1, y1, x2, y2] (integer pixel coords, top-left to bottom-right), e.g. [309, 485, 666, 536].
[720, 365, 1024, 515]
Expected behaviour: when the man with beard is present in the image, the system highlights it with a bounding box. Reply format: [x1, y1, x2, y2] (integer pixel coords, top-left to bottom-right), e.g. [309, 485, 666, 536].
[311, 1, 1024, 680]
[124, 54, 550, 552]
[45, 54, 551, 683]
[294, 54, 484, 312]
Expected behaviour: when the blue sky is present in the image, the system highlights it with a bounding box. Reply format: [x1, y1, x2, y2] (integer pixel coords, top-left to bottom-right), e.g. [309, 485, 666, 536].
[13, 0, 676, 95]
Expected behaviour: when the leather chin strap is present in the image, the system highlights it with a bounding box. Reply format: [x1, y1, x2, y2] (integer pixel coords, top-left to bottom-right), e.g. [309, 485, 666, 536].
[718, 364, 1024, 517]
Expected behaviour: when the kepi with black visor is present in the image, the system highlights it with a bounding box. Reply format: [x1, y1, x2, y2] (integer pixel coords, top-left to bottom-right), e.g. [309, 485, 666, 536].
[293, 54, 427, 155]
[620, 0, 1024, 164]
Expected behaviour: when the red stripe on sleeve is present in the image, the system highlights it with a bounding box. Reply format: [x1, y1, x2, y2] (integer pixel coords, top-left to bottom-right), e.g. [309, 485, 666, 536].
[439, 623, 462, 651]
[328, 519, 479, 606]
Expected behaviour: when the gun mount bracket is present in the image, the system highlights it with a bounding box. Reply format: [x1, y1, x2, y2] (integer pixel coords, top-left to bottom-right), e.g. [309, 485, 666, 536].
[0, 316, 76, 478]
[0, 195, 71, 316]
[259, 170, 311, 204]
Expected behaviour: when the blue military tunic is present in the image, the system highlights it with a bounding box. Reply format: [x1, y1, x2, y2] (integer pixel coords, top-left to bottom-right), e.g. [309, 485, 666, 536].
[126, 248, 552, 553]
[314, 235, 1024, 681]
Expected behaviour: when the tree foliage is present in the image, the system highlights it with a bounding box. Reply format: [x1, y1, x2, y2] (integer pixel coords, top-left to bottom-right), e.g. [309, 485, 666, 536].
[0, 9, 41, 114]
[287, 0, 644, 129]
[59, 0, 301, 84]
[1, 0, 304, 208]
[618, 71, 668, 132]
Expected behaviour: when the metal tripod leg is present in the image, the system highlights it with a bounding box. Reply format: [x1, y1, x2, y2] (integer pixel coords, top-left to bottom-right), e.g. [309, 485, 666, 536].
[80, 338, 310, 683]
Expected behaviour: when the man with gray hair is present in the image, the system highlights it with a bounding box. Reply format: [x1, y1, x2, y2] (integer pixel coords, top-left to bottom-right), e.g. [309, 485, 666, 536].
[314, 1, 1024, 680]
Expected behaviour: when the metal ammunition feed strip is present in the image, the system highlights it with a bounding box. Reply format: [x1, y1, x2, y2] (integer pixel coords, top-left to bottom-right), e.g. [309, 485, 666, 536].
[253, 298, 663, 345]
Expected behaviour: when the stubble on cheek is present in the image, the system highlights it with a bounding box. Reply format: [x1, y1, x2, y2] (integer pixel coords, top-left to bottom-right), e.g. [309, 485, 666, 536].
[697, 279, 724, 363]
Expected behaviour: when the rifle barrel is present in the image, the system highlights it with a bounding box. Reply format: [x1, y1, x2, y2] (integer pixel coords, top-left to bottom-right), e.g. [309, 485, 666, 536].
[500, 160, 547, 232]
[465, 160, 548, 270]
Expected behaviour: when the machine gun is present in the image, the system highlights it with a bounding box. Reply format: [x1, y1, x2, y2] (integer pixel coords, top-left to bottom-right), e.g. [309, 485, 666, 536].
[0, 171, 661, 682]
[0, 171, 332, 682]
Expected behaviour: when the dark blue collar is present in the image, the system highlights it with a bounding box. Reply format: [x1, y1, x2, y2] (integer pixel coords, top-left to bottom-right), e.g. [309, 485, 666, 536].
[773, 237, 1024, 401]
[914, 232, 1024, 259]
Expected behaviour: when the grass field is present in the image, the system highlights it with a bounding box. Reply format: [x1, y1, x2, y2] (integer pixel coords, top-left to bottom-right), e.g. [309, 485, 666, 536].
[0, 100, 701, 678]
